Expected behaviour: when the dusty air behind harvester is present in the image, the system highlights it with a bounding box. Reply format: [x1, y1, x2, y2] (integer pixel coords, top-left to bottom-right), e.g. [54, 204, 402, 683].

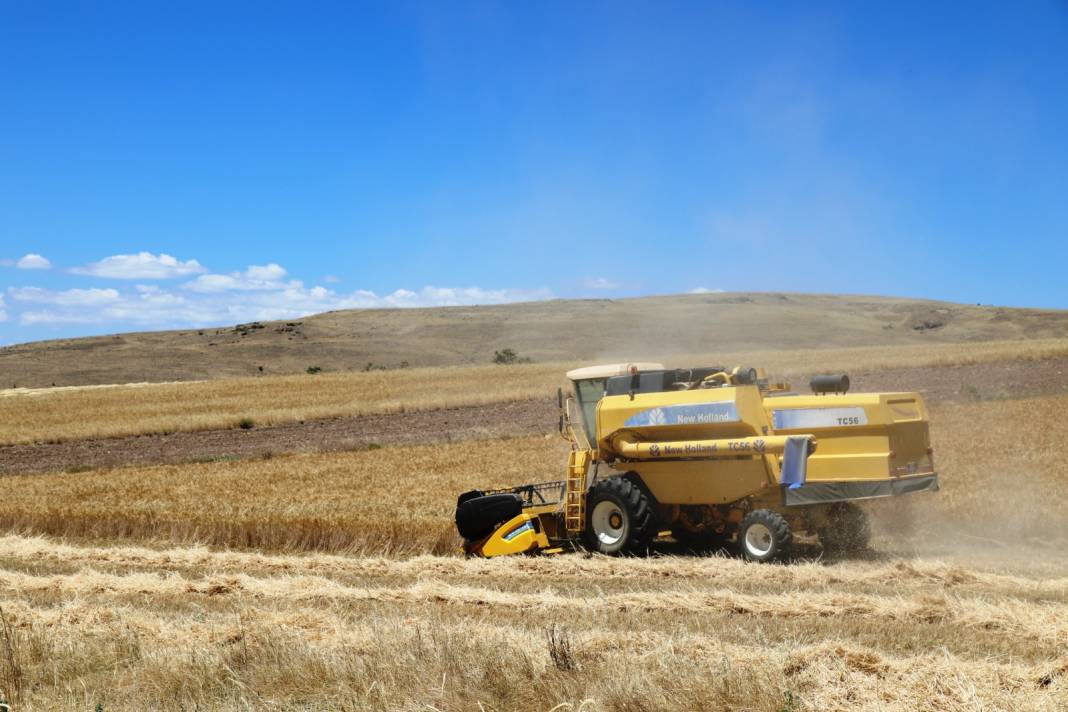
[455, 363, 938, 562]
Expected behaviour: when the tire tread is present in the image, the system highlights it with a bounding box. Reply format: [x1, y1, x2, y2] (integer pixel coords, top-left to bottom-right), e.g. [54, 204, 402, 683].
[584, 474, 658, 555]
[739, 509, 792, 562]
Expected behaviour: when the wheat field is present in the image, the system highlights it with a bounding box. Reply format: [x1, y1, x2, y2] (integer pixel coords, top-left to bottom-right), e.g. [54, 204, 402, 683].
[4, 336, 1068, 445]
[1, 534, 1067, 711]
[1, 363, 1067, 709]
[0, 394, 1066, 553]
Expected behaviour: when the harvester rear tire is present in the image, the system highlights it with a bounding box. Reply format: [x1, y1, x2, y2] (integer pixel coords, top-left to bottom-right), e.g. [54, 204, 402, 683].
[584, 475, 658, 556]
[820, 503, 871, 555]
[738, 509, 792, 563]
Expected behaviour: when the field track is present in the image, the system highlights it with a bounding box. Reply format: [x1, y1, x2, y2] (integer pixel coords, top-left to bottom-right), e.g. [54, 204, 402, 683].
[0, 398, 556, 475]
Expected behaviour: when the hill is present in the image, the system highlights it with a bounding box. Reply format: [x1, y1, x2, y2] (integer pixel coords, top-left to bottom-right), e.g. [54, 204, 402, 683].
[2, 291, 1067, 387]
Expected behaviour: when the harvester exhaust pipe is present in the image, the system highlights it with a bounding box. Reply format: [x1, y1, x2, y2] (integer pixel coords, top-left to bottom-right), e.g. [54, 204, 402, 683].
[810, 374, 850, 395]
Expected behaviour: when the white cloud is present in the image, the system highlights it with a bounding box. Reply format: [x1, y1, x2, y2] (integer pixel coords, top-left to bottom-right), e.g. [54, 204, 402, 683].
[245, 263, 287, 281]
[19, 311, 102, 325]
[7, 270, 553, 329]
[9, 286, 121, 306]
[0, 295, 6, 322]
[689, 287, 726, 295]
[72, 252, 206, 279]
[583, 277, 618, 290]
[184, 263, 294, 293]
[393, 285, 551, 307]
[16, 254, 52, 270]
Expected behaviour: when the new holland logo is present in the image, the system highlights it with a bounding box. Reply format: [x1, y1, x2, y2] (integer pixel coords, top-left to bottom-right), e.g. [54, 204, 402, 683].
[754, 438, 767, 454]
[624, 402, 740, 428]
[649, 443, 661, 457]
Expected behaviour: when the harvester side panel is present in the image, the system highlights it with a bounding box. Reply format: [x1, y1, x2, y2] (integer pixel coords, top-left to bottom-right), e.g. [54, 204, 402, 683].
[765, 392, 934, 485]
[596, 384, 935, 508]
[596, 386, 781, 506]
[621, 459, 769, 505]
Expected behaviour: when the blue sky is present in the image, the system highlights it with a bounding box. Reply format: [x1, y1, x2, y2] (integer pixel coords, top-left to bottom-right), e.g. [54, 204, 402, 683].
[1, 2, 1066, 345]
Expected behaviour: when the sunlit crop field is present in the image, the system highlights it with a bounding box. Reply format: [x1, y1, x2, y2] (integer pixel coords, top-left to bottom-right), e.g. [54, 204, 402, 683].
[1, 394, 1067, 552]
[4, 336, 1068, 445]
[0, 435, 567, 556]
[1, 381, 1067, 709]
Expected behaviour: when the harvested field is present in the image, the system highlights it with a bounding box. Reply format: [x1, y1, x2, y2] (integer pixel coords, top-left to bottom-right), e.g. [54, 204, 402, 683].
[3, 353, 1067, 476]
[2, 349, 1067, 710]
[0, 399, 559, 476]
[0, 534, 1066, 710]
[0, 361, 566, 446]
[4, 338, 1068, 446]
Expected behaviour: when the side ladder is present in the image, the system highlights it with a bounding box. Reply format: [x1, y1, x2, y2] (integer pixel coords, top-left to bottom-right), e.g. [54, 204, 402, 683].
[564, 448, 592, 535]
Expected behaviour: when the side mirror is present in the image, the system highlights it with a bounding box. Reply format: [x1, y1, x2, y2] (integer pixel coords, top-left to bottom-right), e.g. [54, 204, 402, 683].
[557, 387, 563, 409]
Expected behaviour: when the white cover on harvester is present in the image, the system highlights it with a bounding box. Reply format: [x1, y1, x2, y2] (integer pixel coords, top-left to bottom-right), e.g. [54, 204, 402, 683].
[565, 363, 665, 381]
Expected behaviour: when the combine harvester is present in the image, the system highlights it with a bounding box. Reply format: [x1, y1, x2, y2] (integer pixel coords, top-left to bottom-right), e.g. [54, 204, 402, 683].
[456, 363, 939, 562]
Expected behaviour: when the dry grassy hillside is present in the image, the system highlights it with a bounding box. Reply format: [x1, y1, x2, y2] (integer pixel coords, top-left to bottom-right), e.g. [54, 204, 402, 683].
[3, 292, 1068, 387]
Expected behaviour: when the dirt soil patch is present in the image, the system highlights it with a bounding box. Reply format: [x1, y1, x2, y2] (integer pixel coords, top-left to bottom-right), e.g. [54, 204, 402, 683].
[2, 358, 1066, 476]
[850, 355, 1068, 402]
[0, 399, 558, 476]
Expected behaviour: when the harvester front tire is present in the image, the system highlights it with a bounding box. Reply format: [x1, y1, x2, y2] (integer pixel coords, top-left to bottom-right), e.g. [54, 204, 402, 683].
[738, 509, 792, 563]
[820, 503, 871, 555]
[584, 475, 658, 556]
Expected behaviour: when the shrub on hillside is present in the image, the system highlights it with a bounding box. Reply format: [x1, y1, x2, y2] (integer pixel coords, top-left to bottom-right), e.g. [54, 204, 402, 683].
[493, 348, 532, 365]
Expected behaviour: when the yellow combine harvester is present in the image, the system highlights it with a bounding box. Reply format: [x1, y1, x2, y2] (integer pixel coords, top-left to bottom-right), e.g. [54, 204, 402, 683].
[455, 363, 938, 562]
